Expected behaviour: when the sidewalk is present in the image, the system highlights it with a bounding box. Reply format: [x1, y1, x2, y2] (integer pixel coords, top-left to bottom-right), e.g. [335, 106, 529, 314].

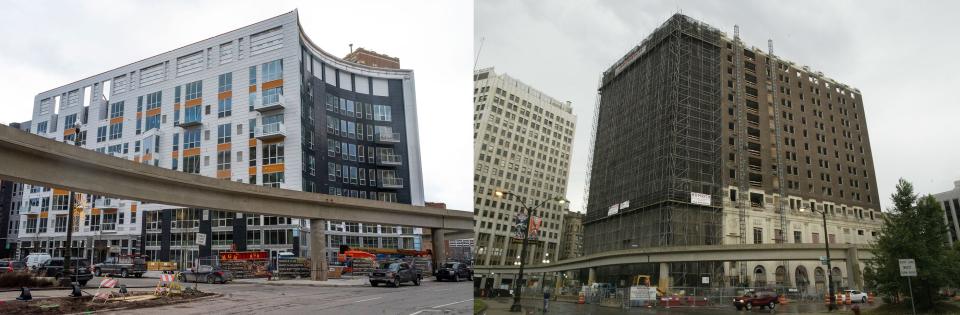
[232, 276, 367, 287]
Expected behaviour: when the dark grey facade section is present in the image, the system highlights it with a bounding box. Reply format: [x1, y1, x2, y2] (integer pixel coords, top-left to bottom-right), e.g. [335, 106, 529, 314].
[584, 14, 724, 254]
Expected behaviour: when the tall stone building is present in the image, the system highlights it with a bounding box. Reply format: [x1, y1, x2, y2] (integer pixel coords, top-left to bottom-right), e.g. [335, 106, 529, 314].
[934, 180, 960, 246]
[559, 210, 583, 260]
[473, 67, 576, 266]
[585, 14, 882, 290]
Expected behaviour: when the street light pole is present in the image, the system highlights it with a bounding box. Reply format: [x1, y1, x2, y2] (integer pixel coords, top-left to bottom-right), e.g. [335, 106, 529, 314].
[495, 190, 566, 313]
[802, 206, 835, 310]
[62, 123, 81, 286]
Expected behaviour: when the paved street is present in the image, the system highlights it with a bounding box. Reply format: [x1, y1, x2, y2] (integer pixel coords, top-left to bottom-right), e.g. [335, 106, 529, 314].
[479, 297, 880, 315]
[0, 276, 472, 314]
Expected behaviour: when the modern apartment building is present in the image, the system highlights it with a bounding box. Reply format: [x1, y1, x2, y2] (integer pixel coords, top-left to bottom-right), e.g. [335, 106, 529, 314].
[558, 210, 583, 261]
[934, 180, 960, 246]
[19, 10, 426, 266]
[473, 67, 576, 266]
[585, 14, 882, 290]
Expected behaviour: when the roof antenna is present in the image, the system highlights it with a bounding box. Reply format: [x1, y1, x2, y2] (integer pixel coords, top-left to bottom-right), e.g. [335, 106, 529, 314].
[349, 43, 353, 53]
[734, 24, 740, 41]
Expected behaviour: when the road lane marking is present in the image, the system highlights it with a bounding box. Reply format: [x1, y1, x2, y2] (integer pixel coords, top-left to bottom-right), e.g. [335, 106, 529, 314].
[354, 296, 383, 303]
[432, 299, 473, 308]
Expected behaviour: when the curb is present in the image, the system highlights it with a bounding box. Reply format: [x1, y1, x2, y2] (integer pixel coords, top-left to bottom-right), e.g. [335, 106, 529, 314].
[63, 293, 223, 315]
[232, 280, 366, 288]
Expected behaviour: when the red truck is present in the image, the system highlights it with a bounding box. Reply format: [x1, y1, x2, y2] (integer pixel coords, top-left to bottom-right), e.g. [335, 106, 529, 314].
[733, 291, 780, 310]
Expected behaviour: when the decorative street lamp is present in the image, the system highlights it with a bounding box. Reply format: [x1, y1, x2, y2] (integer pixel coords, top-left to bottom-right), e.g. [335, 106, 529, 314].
[494, 189, 567, 312]
[800, 206, 836, 310]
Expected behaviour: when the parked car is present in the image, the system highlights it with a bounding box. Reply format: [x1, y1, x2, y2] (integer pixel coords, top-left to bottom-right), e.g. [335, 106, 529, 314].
[844, 289, 869, 303]
[93, 255, 147, 278]
[435, 262, 472, 282]
[733, 291, 779, 310]
[177, 265, 233, 284]
[36, 258, 93, 286]
[0, 259, 28, 273]
[370, 261, 421, 287]
[23, 252, 51, 270]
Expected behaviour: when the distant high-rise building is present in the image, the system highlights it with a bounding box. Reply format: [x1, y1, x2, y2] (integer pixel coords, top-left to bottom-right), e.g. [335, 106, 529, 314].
[934, 180, 960, 246]
[558, 210, 583, 261]
[473, 67, 576, 266]
[585, 14, 882, 288]
[344, 48, 401, 69]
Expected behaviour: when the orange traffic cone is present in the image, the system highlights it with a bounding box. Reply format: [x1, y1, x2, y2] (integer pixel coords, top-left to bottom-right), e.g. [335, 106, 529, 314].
[846, 292, 852, 305]
[824, 294, 831, 305]
[577, 292, 585, 304]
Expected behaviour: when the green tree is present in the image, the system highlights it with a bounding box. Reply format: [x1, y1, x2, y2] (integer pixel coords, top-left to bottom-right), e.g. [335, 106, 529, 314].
[866, 178, 960, 310]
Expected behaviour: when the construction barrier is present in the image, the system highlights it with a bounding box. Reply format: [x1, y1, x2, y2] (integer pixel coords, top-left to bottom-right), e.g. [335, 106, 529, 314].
[577, 292, 585, 304]
[824, 294, 831, 305]
[845, 292, 852, 305]
[778, 295, 789, 305]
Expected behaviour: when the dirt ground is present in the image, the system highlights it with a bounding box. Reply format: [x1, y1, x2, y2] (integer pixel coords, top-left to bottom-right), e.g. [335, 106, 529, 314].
[0, 290, 216, 314]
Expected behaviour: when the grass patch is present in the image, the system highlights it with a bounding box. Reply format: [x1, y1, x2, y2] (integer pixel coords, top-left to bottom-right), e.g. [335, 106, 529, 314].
[0, 272, 55, 288]
[474, 299, 487, 315]
[864, 300, 960, 315]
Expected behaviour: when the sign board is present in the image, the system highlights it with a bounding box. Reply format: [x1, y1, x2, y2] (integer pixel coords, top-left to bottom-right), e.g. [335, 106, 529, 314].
[195, 233, 206, 245]
[701, 276, 710, 284]
[619, 200, 630, 210]
[899, 259, 917, 277]
[690, 192, 711, 206]
[607, 204, 619, 216]
[202, 209, 209, 220]
[219, 251, 269, 261]
[820, 256, 829, 265]
[629, 286, 657, 301]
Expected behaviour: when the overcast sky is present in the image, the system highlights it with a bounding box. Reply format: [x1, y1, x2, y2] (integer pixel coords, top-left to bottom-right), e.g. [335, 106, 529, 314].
[476, 0, 960, 213]
[0, 0, 472, 211]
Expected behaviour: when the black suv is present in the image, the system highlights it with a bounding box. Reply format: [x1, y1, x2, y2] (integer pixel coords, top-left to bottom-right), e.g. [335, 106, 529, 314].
[435, 262, 472, 282]
[36, 258, 93, 286]
[370, 262, 421, 287]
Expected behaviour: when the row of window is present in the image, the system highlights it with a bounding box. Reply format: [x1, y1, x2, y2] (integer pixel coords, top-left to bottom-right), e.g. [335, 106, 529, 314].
[324, 95, 392, 122]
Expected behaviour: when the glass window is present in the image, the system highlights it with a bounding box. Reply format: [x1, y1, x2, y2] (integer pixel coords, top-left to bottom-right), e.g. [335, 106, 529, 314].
[218, 98, 232, 118]
[185, 80, 202, 100]
[249, 66, 257, 85]
[146, 91, 162, 110]
[262, 142, 284, 165]
[262, 59, 283, 82]
[217, 123, 232, 144]
[184, 129, 200, 149]
[218, 72, 232, 93]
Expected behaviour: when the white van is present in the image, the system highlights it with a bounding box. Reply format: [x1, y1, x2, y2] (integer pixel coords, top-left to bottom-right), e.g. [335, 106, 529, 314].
[24, 253, 52, 269]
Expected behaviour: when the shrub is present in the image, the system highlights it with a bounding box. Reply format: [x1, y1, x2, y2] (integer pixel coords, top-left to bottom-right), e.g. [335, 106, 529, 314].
[0, 272, 55, 288]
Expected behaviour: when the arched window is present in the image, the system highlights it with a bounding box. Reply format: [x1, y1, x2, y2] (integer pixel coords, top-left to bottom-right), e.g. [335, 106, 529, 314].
[775, 266, 787, 286]
[754, 265, 767, 287]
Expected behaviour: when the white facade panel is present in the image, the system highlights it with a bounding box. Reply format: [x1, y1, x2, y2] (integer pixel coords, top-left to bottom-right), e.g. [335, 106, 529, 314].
[338, 71, 352, 91]
[355, 75, 369, 94]
[372, 78, 389, 96]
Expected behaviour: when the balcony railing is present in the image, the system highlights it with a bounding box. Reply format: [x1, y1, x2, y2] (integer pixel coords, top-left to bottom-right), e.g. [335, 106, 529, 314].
[375, 132, 401, 144]
[255, 123, 285, 140]
[255, 94, 285, 112]
[378, 153, 403, 166]
[180, 107, 202, 127]
[94, 198, 119, 209]
[381, 177, 404, 189]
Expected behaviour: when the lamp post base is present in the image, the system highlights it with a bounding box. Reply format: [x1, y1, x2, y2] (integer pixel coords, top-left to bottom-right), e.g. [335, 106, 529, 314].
[509, 303, 523, 312]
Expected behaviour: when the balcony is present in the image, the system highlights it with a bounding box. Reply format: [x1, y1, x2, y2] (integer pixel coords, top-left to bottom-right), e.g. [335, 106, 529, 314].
[94, 198, 120, 209]
[256, 123, 285, 140]
[375, 132, 401, 144]
[179, 107, 202, 127]
[255, 93, 285, 112]
[378, 153, 403, 166]
[380, 177, 404, 189]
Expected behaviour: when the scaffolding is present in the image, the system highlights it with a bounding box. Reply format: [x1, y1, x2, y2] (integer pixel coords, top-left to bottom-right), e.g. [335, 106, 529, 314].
[584, 14, 723, 254]
[732, 25, 750, 283]
[767, 39, 791, 286]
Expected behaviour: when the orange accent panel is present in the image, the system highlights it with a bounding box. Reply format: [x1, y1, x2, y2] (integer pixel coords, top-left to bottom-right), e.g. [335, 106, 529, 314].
[262, 163, 284, 173]
[217, 170, 231, 179]
[63, 128, 76, 136]
[248, 139, 257, 147]
[143, 153, 152, 162]
[146, 108, 161, 116]
[174, 103, 181, 110]
[218, 91, 232, 100]
[110, 117, 124, 124]
[249, 85, 257, 93]
[134, 156, 141, 163]
[39, 212, 48, 218]
[131, 204, 138, 213]
[217, 143, 231, 152]
[171, 150, 179, 158]
[263, 137, 283, 144]
[136, 112, 142, 119]
[91, 208, 101, 215]
[248, 167, 257, 175]
[53, 189, 68, 195]
[261, 79, 283, 90]
[185, 98, 202, 107]
[183, 147, 201, 157]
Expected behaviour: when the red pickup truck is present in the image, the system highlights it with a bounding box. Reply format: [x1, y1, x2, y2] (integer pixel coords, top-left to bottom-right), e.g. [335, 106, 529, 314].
[733, 291, 780, 310]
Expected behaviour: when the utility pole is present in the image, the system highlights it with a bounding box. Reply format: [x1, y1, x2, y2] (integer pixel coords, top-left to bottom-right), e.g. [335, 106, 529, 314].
[62, 123, 81, 286]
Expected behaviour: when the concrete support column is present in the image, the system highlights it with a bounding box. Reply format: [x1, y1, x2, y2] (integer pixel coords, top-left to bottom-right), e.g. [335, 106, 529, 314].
[555, 271, 563, 291]
[310, 219, 327, 281]
[658, 262, 670, 294]
[432, 228, 446, 271]
[588, 267, 596, 285]
[846, 247, 862, 290]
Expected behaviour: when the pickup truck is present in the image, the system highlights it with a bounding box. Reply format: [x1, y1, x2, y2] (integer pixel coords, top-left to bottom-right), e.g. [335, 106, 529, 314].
[36, 258, 93, 286]
[177, 265, 233, 284]
[370, 261, 421, 287]
[93, 255, 147, 278]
